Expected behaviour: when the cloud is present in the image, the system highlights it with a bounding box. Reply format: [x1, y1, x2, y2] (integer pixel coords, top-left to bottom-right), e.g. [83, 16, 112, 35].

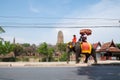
[55, 0, 120, 43]
[29, 3, 40, 13]
[88, 0, 120, 18]
[62, 0, 120, 26]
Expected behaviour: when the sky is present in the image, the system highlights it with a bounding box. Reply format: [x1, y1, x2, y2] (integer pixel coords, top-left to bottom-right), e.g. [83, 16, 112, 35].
[0, 0, 120, 45]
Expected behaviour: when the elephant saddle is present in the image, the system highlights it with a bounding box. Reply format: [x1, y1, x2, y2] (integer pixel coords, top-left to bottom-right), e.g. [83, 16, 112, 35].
[80, 42, 92, 54]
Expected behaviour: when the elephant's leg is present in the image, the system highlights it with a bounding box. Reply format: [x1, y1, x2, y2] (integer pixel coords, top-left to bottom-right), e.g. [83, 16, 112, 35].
[91, 53, 97, 64]
[73, 47, 76, 53]
[67, 50, 71, 64]
[84, 54, 90, 63]
[91, 48, 97, 64]
[75, 43, 81, 64]
[75, 51, 80, 63]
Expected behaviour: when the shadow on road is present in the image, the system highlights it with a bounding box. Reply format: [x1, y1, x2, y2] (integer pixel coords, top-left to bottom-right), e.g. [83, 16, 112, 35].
[76, 64, 120, 80]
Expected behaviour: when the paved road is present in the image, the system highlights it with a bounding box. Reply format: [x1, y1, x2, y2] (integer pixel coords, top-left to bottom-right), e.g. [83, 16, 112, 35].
[0, 65, 120, 80]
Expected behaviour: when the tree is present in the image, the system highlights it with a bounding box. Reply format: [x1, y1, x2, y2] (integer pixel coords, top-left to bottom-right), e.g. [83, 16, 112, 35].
[59, 52, 67, 61]
[0, 41, 4, 55]
[0, 27, 5, 34]
[116, 43, 120, 49]
[47, 47, 55, 61]
[37, 42, 54, 62]
[55, 43, 67, 61]
[0, 41, 14, 55]
[13, 44, 24, 57]
[56, 43, 67, 53]
[21, 43, 30, 47]
[37, 42, 48, 55]
[0, 27, 5, 41]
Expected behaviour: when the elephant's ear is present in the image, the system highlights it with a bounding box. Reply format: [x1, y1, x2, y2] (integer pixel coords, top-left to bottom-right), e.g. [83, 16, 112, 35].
[69, 41, 73, 44]
[67, 41, 70, 44]
[67, 41, 71, 46]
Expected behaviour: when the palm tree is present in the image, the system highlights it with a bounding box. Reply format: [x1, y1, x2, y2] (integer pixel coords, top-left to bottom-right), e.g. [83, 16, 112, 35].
[0, 26, 5, 41]
[0, 26, 5, 34]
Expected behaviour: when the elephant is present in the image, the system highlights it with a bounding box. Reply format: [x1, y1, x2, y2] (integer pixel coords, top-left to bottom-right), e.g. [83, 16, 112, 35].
[66, 42, 97, 64]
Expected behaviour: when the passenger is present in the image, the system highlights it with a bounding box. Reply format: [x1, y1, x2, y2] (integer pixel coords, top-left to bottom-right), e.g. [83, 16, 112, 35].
[72, 35, 77, 46]
[79, 33, 87, 42]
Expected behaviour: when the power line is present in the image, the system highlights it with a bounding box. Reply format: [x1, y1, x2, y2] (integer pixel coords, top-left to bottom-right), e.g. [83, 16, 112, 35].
[1, 25, 120, 28]
[0, 21, 119, 24]
[1, 22, 119, 27]
[0, 16, 120, 28]
[0, 16, 120, 20]
[0, 21, 118, 24]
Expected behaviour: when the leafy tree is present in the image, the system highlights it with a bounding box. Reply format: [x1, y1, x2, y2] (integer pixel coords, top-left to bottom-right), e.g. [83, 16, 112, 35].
[37, 42, 48, 55]
[22, 43, 30, 47]
[47, 47, 55, 61]
[21, 43, 37, 56]
[116, 43, 120, 49]
[13, 44, 24, 57]
[0, 41, 3, 54]
[55, 43, 67, 61]
[37, 42, 54, 62]
[0, 26, 5, 34]
[56, 43, 67, 53]
[59, 52, 67, 61]
[0, 41, 14, 55]
[24, 46, 36, 56]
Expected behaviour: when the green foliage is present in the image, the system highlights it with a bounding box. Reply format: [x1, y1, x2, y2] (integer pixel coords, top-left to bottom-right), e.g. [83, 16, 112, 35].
[16, 57, 29, 62]
[57, 43, 67, 52]
[48, 47, 54, 57]
[13, 44, 24, 57]
[0, 26, 5, 33]
[21, 43, 30, 47]
[21, 43, 37, 56]
[56, 43, 67, 61]
[59, 52, 67, 61]
[0, 41, 14, 55]
[37, 42, 48, 56]
[116, 43, 120, 49]
[37, 42, 55, 62]
[0, 57, 16, 62]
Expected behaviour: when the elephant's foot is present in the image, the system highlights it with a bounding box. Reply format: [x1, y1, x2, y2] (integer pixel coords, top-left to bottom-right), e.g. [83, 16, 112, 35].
[67, 61, 69, 64]
[84, 61, 88, 63]
[94, 61, 97, 64]
[76, 60, 80, 64]
[76, 62, 79, 64]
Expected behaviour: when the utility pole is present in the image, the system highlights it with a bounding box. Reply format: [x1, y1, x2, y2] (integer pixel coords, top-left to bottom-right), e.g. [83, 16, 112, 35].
[118, 20, 120, 27]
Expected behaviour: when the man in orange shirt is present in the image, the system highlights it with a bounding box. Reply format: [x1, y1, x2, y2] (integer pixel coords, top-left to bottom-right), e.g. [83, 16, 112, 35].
[72, 35, 77, 47]
[72, 35, 77, 43]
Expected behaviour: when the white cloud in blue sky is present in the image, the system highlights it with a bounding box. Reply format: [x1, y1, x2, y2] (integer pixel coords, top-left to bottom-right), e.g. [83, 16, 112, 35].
[29, 4, 40, 13]
[0, 0, 120, 45]
[55, 0, 120, 44]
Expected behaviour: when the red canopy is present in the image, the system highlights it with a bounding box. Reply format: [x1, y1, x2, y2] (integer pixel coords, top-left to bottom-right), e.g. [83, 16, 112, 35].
[80, 29, 92, 35]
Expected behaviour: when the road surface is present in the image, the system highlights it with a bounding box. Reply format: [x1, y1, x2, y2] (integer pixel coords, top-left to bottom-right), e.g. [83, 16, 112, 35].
[0, 65, 120, 80]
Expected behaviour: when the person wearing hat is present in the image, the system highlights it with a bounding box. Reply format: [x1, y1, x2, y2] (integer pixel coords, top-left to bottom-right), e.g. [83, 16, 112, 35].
[79, 33, 87, 42]
[79, 29, 92, 42]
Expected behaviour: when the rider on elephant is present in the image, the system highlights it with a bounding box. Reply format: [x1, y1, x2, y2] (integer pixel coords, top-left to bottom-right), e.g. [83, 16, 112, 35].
[67, 29, 97, 64]
[72, 34, 77, 46]
[79, 33, 87, 42]
[79, 29, 92, 42]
